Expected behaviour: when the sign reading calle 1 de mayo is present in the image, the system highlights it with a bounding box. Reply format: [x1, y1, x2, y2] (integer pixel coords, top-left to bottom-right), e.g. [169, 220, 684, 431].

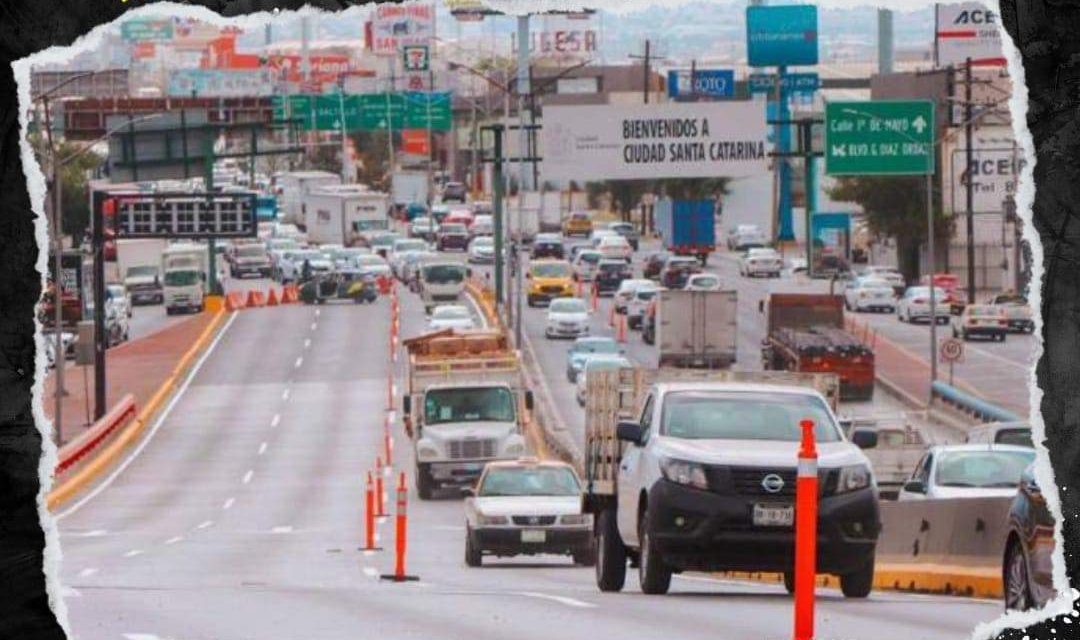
[541, 102, 769, 183]
[825, 100, 935, 176]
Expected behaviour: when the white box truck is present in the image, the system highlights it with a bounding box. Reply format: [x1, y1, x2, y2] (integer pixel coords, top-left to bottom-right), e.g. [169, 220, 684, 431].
[302, 185, 391, 246]
[117, 239, 167, 305]
[161, 243, 208, 315]
[391, 171, 430, 207]
[276, 171, 342, 226]
[655, 289, 738, 368]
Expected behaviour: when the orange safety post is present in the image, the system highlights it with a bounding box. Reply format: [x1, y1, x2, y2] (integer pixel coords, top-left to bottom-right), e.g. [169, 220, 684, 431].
[616, 313, 627, 344]
[246, 289, 265, 307]
[793, 419, 819, 640]
[590, 281, 599, 313]
[266, 287, 279, 306]
[608, 300, 616, 328]
[576, 277, 584, 298]
[380, 471, 419, 582]
[375, 456, 386, 517]
[360, 471, 382, 552]
[384, 414, 393, 462]
[386, 372, 394, 411]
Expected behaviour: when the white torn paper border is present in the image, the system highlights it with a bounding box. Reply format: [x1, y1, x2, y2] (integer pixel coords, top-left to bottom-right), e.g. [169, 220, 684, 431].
[11, 1, 1070, 639]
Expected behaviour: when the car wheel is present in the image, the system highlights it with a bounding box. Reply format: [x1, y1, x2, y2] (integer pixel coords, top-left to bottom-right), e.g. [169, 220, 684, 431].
[998, 333, 1007, 342]
[464, 526, 482, 567]
[638, 507, 672, 595]
[1004, 539, 1032, 611]
[595, 509, 627, 592]
[416, 463, 434, 501]
[840, 558, 874, 598]
[783, 570, 795, 595]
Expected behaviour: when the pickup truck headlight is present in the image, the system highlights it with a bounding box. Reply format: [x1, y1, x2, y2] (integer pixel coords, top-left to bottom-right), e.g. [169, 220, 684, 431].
[477, 514, 509, 525]
[417, 442, 440, 460]
[559, 513, 592, 526]
[836, 464, 872, 494]
[660, 458, 709, 490]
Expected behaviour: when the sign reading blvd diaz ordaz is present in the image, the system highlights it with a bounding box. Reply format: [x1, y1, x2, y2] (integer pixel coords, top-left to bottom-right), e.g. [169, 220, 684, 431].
[541, 102, 769, 183]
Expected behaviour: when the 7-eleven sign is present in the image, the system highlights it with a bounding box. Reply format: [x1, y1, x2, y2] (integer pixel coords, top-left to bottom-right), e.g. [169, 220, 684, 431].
[403, 45, 429, 72]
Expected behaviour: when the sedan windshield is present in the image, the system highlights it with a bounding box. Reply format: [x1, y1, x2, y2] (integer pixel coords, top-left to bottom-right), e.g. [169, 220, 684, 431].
[424, 387, 516, 425]
[532, 262, 572, 278]
[433, 306, 470, 320]
[550, 298, 587, 314]
[934, 450, 1035, 488]
[479, 466, 581, 497]
[661, 392, 840, 442]
[423, 264, 466, 284]
[573, 339, 619, 355]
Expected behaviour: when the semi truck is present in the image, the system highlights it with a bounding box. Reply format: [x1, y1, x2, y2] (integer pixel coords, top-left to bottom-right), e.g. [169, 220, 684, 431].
[582, 366, 881, 597]
[654, 198, 717, 265]
[401, 329, 533, 500]
[652, 289, 737, 369]
[301, 184, 390, 246]
[761, 294, 875, 401]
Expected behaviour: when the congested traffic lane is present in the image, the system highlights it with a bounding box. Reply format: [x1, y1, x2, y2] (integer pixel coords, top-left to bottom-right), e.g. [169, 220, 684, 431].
[56, 266, 1003, 639]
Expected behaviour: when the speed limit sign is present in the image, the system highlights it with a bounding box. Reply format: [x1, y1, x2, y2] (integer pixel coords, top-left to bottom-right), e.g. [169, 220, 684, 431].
[939, 337, 964, 363]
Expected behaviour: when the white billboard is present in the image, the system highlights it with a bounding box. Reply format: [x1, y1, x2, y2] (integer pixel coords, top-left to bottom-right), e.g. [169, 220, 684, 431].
[935, 2, 1005, 66]
[541, 102, 769, 183]
[945, 127, 1024, 214]
[371, 2, 434, 57]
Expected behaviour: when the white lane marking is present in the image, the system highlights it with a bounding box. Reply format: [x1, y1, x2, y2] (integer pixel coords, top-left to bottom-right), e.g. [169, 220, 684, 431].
[270, 413, 281, 428]
[282, 389, 291, 401]
[391, 383, 398, 396]
[258, 441, 268, 456]
[374, 532, 381, 543]
[123, 549, 143, 558]
[387, 410, 397, 422]
[123, 634, 166, 640]
[196, 520, 214, 530]
[222, 497, 235, 510]
[304, 338, 311, 349]
[362, 549, 377, 557]
[61, 586, 81, 598]
[56, 312, 240, 520]
[271, 526, 293, 534]
[242, 470, 254, 484]
[431, 525, 464, 532]
[68, 529, 108, 538]
[294, 356, 303, 368]
[164, 536, 184, 545]
[77, 568, 98, 578]
[362, 566, 379, 578]
[515, 591, 597, 609]
[961, 342, 1031, 372]
[315, 309, 321, 317]
[311, 322, 317, 331]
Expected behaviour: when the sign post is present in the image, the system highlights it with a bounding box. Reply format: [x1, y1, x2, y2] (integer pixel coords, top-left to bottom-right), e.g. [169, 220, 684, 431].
[826, 99, 938, 396]
[940, 337, 965, 386]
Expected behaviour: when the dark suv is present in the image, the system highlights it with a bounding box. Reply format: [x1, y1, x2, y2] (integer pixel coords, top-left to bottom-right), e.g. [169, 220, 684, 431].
[532, 234, 566, 260]
[1004, 463, 1057, 611]
[595, 259, 632, 296]
[660, 256, 702, 290]
[442, 182, 468, 203]
[643, 251, 671, 280]
[436, 223, 470, 251]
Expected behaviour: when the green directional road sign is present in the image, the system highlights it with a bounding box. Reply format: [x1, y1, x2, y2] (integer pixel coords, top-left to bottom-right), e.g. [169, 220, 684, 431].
[825, 100, 935, 176]
[273, 93, 451, 132]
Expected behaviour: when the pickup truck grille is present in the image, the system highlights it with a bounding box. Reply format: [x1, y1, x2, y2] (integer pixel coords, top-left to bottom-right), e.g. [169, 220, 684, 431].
[708, 466, 839, 497]
[511, 515, 557, 526]
[448, 438, 496, 459]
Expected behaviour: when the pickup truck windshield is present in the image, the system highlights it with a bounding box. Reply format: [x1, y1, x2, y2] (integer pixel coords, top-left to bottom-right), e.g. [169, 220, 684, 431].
[236, 246, 266, 258]
[479, 467, 580, 497]
[661, 391, 840, 442]
[164, 271, 199, 287]
[424, 387, 516, 425]
[126, 266, 157, 278]
[423, 264, 466, 284]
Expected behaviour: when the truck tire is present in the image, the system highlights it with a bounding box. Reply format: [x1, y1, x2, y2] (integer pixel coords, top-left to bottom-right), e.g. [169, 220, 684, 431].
[595, 509, 627, 592]
[416, 463, 434, 500]
[638, 508, 672, 595]
[840, 558, 874, 598]
[783, 571, 795, 595]
[464, 526, 482, 567]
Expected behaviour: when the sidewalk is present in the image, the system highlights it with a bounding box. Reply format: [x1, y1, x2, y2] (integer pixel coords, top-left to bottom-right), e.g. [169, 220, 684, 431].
[42, 311, 217, 446]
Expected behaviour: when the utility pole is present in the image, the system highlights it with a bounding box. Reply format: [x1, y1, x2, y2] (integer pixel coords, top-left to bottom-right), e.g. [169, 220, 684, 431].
[515, 14, 529, 348]
[427, 67, 435, 205]
[386, 58, 396, 179]
[964, 57, 976, 303]
[491, 126, 505, 308]
[629, 40, 664, 104]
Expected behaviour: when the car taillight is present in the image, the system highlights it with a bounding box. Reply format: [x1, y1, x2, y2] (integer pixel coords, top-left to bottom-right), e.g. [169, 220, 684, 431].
[914, 298, 926, 304]
[999, 320, 1008, 326]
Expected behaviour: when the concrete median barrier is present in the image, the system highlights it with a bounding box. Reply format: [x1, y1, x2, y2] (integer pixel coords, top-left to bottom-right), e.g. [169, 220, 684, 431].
[46, 309, 229, 510]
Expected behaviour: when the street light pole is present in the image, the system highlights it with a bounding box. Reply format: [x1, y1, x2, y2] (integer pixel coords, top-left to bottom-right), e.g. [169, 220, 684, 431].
[927, 170, 938, 389]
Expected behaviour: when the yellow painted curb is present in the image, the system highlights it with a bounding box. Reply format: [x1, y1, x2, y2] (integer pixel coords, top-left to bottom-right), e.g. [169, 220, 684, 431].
[47, 310, 228, 511]
[204, 295, 225, 312]
[717, 563, 1002, 598]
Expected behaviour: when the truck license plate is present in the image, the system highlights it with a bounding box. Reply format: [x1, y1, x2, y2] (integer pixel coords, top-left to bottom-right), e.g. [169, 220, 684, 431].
[753, 504, 794, 527]
[521, 529, 546, 543]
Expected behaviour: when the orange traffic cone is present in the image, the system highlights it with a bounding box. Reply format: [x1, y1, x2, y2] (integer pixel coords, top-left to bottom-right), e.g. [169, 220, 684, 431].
[616, 313, 627, 344]
[266, 287, 279, 306]
[225, 291, 245, 311]
[246, 289, 265, 307]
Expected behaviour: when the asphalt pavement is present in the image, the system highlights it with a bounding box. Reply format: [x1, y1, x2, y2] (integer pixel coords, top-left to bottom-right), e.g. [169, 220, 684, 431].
[55, 255, 1004, 640]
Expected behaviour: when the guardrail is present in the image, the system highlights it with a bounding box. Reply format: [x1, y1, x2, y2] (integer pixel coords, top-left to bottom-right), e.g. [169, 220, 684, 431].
[931, 381, 1022, 424]
[53, 393, 137, 482]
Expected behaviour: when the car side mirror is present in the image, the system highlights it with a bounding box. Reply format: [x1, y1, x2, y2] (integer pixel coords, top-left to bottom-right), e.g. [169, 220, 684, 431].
[851, 429, 878, 450]
[524, 390, 534, 411]
[464, 486, 477, 498]
[903, 479, 926, 494]
[616, 421, 644, 446]
[402, 395, 412, 416]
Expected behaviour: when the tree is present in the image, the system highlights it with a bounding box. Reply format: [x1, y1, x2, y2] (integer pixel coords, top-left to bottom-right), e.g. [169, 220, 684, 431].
[30, 133, 103, 247]
[828, 175, 953, 282]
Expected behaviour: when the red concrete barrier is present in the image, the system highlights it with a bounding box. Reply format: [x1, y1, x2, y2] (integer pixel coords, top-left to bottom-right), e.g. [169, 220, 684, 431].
[54, 394, 137, 479]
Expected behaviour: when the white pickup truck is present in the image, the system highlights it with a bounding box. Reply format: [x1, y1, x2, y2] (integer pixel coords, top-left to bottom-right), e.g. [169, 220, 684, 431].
[402, 330, 533, 499]
[584, 367, 881, 597]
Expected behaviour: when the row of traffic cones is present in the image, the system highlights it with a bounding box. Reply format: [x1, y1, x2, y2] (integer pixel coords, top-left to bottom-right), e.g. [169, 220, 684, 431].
[224, 285, 301, 311]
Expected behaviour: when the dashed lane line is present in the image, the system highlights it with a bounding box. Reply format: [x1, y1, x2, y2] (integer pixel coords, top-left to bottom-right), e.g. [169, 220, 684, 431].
[195, 520, 213, 530]
[164, 536, 184, 545]
[222, 497, 235, 510]
[242, 470, 254, 485]
[123, 549, 143, 558]
[258, 441, 268, 456]
[270, 413, 281, 428]
[77, 568, 98, 578]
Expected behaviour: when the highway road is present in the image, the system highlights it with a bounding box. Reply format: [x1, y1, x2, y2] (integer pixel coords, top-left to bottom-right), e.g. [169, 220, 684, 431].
[57, 259, 1004, 640]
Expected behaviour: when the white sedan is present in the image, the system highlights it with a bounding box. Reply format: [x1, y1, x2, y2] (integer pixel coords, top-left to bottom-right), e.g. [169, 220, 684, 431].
[685, 273, 722, 291]
[428, 305, 476, 332]
[464, 459, 593, 567]
[843, 277, 897, 313]
[738, 248, 783, 278]
[545, 297, 590, 339]
[613, 279, 655, 314]
[468, 236, 496, 264]
[597, 235, 633, 262]
[896, 286, 951, 324]
[898, 444, 1035, 501]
